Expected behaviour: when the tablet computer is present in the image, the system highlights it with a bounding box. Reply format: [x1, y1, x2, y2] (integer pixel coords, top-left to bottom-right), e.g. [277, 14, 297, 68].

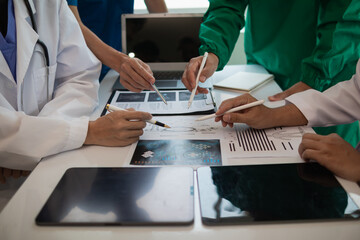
[36, 167, 194, 226]
[197, 163, 360, 225]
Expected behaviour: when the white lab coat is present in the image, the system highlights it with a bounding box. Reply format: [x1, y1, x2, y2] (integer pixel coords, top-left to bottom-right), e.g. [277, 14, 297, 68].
[286, 59, 360, 150]
[0, 0, 101, 170]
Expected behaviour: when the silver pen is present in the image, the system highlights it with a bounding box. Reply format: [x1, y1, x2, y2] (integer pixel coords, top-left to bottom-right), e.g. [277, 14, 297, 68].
[151, 83, 168, 105]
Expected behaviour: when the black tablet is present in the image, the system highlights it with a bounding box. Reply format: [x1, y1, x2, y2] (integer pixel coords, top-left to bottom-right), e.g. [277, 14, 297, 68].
[36, 167, 194, 226]
[197, 163, 360, 225]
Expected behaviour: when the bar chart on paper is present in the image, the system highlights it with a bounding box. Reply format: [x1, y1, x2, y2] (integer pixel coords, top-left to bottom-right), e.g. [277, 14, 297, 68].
[223, 124, 314, 159]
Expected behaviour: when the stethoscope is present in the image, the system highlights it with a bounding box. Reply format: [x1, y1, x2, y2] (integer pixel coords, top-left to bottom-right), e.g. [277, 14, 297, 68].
[23, 0, 51, 102]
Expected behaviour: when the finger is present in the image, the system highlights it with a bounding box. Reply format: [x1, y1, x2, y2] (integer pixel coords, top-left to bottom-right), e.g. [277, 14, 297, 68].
[133, 59, 155, 85]
[217, 94, 255, 115]
[222, 113, 246, 124]
[185, 58, 201, 90]
[298, 137, 322, 156]
[121, 63, 152, 90]
[199, 63, 215, 83]
[117, 129, 144, 139]
[221, 119, 228, 128]
[181, 66, 193, 92]
[120, 120, 147, 130]
[268, 91, 289, 101]
[120, 72, 147, 92]
[300, 148, 322, 162]
[196, 86, 209, 94]
[122, 111, 152, 121]
[302, 133, 328, 144]
[119, 136, 141, 146]
[139, 61, 152, 73]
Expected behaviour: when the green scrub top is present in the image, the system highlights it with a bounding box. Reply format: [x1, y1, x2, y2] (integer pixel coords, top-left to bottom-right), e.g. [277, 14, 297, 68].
[199, 0, 360, 147]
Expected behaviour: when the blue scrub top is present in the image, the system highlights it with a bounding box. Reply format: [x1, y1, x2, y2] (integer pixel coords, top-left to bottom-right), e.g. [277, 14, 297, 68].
[67, 0, 134, 80]
[0, 0, 17, 81]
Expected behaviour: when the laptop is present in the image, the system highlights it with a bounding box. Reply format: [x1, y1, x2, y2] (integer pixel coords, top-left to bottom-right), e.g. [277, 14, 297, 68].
[112, 13, 206, 90]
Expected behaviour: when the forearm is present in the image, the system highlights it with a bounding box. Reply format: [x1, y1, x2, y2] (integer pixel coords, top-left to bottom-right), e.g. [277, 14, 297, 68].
[270, 104, 308, 127]
[199, 0, 247, 70]
[0, 109, 88, 170]
[68, 5, 128, 72]
[144, 0, 167, 13]
[80, 25, 127, 71]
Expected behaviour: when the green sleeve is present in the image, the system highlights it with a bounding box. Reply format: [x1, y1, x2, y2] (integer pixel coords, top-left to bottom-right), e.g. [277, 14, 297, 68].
[300, 0, 360, 91]
[199, 0, 248, 71]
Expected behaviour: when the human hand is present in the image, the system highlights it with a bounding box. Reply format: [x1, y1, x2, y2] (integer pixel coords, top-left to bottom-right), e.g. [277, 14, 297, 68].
[268, 82, 311, 101]
[299, 133, 360, 182]
[0, 168, 30, 184]
[214, 94, 273, 128]
[116, 55, 155, 92]
[85, 110, 152, 146]
[215, 93, 307, 129]
[182, 52, 219, 94]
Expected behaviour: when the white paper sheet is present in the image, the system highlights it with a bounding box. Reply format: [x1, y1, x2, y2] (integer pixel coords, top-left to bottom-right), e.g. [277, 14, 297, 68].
[108, 90, 215, 115]
[140, 115, 314, 160]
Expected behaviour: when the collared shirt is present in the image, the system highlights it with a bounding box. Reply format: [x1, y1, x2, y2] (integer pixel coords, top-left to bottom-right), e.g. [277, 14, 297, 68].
[0, 0, 17, 82]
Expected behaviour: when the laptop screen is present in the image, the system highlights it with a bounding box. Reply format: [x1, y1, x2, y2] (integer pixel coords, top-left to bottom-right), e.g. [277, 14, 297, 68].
[122, 13, 203, 65]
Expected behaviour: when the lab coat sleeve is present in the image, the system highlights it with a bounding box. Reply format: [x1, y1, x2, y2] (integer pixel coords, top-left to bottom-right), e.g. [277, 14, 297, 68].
[0, 0, 101, 170]
[286, 59, 360, 127]
[198, 0, 247, 70]
[300, 0, 360, 92]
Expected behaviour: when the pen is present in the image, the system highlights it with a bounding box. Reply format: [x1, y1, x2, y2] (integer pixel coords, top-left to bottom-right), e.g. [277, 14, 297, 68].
[106, 104, 171, 128]
[188, 52, 208, 108]
[195, 99, 265, 121]
[151, 84, 168, 105]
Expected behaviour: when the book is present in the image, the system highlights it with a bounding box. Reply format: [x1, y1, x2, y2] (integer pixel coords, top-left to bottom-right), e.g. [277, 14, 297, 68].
[213, 71, 274, 92]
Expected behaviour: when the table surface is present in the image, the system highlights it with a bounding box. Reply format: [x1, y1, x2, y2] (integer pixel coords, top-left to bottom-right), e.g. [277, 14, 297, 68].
[1, 65, 360, 240]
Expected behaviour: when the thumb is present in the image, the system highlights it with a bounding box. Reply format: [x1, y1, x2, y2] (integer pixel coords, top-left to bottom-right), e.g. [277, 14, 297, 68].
[199, 64, 216, 83]
[268, 91, 290, 101]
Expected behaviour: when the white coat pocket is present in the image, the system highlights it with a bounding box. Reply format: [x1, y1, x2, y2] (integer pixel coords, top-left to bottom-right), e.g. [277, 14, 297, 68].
[33, 63, 57, 109]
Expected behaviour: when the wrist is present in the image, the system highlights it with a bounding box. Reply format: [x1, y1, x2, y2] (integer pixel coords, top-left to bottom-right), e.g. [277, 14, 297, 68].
[272, 104, 308, 127]
[104, 49, 128, 72]
[84, 121, 96, 145]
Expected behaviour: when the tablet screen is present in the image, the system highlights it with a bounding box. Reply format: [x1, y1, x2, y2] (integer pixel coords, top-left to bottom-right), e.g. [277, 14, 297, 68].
[36, 167, 194, 226]
[197, 163, 360, 225]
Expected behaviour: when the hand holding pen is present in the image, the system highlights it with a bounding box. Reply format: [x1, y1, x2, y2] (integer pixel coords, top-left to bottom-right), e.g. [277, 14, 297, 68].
[188, 52, 208, 108]
[182, 52, 219, 97]
[106, 104, 171, 128]
[212, 94, 272, 129]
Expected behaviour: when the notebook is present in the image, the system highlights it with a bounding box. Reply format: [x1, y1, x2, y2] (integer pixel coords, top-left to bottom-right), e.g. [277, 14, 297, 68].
[213, 71, 274, 92]
[113, 13, 209, 90]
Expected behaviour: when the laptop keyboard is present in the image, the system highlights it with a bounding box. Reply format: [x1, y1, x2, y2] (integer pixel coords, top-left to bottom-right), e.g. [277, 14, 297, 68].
[153, 71, 183, 80]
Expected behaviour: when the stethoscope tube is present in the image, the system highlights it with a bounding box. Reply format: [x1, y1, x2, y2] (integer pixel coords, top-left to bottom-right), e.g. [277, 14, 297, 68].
[23, 0, 50, 102]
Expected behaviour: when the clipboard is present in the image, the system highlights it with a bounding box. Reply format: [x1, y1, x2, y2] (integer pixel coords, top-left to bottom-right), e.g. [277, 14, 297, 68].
[101, 88, 216, 116]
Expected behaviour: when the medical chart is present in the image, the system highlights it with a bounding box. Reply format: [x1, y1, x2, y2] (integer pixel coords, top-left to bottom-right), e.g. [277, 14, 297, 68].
[130, 139, 222, 166]
[139, 115, 314, 161]
[106, 90, 215, 115]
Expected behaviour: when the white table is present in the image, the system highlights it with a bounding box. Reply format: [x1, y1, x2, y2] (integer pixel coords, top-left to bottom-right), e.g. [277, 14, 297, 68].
[1, 65, 360, 240]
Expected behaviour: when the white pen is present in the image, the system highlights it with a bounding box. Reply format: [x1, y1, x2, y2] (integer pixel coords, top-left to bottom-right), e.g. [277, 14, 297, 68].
[195, 100, 265, 121]
[106, 104, 171, 128]
[188, 52, 209, 108]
